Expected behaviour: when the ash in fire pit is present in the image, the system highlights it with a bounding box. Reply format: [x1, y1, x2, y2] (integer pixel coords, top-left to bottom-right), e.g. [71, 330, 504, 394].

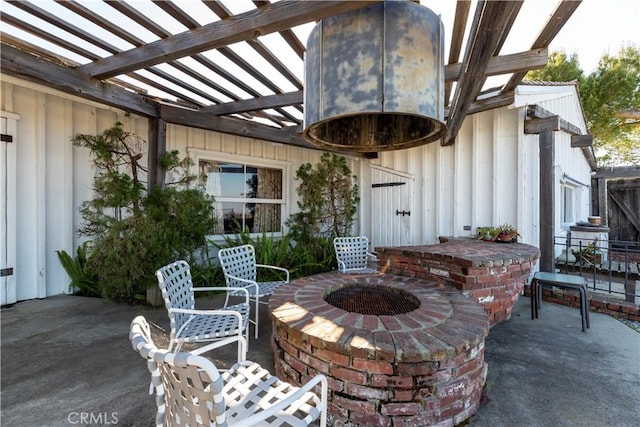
[324, 284, 419, 315]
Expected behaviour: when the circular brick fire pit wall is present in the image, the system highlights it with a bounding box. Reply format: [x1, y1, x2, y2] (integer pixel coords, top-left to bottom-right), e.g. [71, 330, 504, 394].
[269, 272, 489, 426]
[376, 238, 540, 325]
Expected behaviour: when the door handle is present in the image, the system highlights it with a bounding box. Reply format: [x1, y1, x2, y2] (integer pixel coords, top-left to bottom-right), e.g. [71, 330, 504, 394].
[395, 210, 410, 216]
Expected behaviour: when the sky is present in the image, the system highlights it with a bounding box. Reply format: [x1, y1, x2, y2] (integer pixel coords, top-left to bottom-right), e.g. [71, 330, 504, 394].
[421, 0, 639, 75]
[545, 0, 639, 73]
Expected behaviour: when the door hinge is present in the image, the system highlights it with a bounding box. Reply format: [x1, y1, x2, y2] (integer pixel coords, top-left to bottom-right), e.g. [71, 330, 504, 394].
[0, 267, 14, 277]
[0, 134, 13, 143]
[395, 210, 411, 216]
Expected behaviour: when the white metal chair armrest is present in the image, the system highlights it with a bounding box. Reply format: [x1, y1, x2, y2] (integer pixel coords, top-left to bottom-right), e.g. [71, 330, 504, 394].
[190, 335, 247, 361]
[155, 260, 250, 359]
[220, 275, 259, 291]
[255, 263, 290, 282]
[168, 307, 246, 318]
[192, 286, 250, 305]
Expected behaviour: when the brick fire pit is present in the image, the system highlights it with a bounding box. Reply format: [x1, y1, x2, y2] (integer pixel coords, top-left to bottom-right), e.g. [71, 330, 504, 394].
[269, 272, 489, 426]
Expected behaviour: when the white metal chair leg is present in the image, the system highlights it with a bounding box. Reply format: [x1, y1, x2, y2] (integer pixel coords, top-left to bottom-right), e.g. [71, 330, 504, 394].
[254, 295, 260, 339]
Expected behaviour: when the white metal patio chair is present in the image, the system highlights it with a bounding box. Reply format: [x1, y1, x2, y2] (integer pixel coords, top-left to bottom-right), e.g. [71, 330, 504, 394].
[130, 315, 327, 427]
[218, 244, 289, 339]
[156, 260, 250, 361]
[333, 236, 378, 274]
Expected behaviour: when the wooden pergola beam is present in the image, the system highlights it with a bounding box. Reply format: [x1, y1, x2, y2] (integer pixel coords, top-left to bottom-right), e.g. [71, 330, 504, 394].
[201, 91, 303, 115]
[0, 43, 158, 117]
[592, 166, 640, 179]
[443, 0, 523, 146]
[445, 0, 471, 106]
[527, 104, 583, 135]
[159, 104, 319, 150]
[445, 48, 548, 81]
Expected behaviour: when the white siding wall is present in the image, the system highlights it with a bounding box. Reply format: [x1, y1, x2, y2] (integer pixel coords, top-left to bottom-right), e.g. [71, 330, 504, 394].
[2, 78, 147, 299]
[366, 106, 530, 245]
[362, 85, 592, 250]
[1, 78, 361, 298]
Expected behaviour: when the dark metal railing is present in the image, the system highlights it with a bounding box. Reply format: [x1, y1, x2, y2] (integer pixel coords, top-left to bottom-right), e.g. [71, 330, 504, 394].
[554, 235, 640, 303]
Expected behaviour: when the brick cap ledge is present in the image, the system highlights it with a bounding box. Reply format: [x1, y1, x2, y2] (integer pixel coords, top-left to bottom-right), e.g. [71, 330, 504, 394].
[376, 237, 540, 267]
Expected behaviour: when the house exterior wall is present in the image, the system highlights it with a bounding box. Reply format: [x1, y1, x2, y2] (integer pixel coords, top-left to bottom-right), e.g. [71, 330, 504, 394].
[1, 78, 148, 300]
[361, 84, 593, 262]
[1, 76, 592, 300]
[364, 106, 528, 248]
[516, 85, 592, 259]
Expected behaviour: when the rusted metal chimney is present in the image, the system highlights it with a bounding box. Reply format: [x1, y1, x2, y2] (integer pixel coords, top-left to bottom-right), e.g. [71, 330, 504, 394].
[303, 0, 445, 152]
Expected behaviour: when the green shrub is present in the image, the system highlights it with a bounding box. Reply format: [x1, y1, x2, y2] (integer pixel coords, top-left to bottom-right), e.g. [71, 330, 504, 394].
[62, 122, 214, 303]
[286, 153, 359, 245]
[213, 224, 336, 280]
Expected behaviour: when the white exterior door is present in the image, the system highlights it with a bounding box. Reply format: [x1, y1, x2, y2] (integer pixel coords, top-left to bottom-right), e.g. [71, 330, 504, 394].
[370, 165, 413, 248]
[1, 114, 18, 306]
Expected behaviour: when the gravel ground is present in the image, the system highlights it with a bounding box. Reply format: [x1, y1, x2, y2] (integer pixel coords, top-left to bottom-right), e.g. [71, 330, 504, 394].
[618, 317, 640, 332]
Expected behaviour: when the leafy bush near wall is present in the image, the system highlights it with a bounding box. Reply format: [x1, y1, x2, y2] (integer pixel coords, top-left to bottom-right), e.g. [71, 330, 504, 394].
[286, 153, 359, 244]
[213, 225, 335, 280]
[60, 122, 214, 303]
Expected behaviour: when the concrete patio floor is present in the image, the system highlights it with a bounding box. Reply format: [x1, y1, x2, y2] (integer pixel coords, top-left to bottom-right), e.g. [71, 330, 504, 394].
[1, 292, 639, 426]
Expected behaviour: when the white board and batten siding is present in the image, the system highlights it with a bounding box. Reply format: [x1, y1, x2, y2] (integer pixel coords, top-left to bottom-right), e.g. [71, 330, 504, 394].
[1, 77, 148, 301]
[1, 76, 592, 301]
[363, 106, 525, 249]
[361, 82, 592, 253]
[1, 109, 19, 305]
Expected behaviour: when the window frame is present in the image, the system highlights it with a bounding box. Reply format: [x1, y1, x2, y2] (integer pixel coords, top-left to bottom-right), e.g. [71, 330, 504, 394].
[560, 181, 578, 230]
[187, 149, 290, 240]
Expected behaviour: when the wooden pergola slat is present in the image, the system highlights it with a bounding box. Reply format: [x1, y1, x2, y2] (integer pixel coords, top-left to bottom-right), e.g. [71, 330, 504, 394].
[502, 0, 582, 92]
[79, 1, 382, 79]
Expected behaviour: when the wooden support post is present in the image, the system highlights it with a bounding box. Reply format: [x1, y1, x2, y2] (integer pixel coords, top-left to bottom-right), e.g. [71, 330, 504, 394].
[525, 104, 595, 273]
[147, 117, 166, 190]
[597, 178, 607, 226]
[539, 129, 555, 272]
[146, 117, 166, 307]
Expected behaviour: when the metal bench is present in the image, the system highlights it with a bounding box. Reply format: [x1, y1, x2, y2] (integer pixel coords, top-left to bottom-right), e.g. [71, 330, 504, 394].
[531, 271, 590, 332]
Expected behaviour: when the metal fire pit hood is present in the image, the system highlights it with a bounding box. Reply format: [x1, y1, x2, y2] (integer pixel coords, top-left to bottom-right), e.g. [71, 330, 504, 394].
[303, 0, 445, 152]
